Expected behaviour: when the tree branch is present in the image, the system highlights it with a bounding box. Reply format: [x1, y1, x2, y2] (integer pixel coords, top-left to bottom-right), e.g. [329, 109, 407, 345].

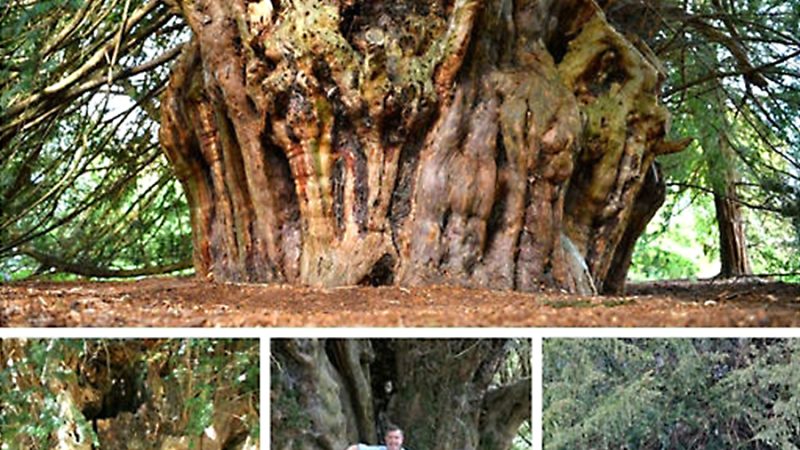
[664, 48, 800, 97]
[19, 246, 192, 278]
[0, 0, 161, 122]
[666, 182, 791, 214]
[478, 378, 532, 450]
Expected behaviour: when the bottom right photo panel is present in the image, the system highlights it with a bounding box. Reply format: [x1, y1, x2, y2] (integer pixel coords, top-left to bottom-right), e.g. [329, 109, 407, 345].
[543, 338, 800, 450]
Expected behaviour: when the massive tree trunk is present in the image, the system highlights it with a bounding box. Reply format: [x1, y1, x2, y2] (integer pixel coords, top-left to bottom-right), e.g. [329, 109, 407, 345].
[160, 0, 688, 292]
[270, 338, 530, 450]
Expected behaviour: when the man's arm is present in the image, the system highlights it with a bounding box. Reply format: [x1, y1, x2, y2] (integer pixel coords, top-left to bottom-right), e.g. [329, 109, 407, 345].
[346, 446, 359, 450]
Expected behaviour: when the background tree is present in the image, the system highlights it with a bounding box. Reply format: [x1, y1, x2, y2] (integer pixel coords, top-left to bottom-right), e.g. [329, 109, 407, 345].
[0, 338, 259, 449]
[619, 0, 800, 281]
[544, 338, 800, 449]
[271, 338, 531, 450]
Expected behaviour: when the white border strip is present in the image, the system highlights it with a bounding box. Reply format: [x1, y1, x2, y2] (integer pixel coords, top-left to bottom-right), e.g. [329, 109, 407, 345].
[2, 327, 799, 339]
[532, 336, 543, 450]
[261, 337, 270, 450]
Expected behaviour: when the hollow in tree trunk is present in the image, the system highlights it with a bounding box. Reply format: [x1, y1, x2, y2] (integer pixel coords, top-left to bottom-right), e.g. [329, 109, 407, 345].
[159, 0, 689, 292]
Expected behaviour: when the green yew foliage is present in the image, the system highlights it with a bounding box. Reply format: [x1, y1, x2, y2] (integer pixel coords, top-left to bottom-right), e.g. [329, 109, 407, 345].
[544, 339, 800, 449]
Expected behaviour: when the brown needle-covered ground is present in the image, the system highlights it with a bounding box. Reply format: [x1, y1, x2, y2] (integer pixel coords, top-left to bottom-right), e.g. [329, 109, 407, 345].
[1, 278, 798, 327]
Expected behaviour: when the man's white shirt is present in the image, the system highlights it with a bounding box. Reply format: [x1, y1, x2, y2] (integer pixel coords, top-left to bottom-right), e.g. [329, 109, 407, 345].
[357, 445, 407, 450]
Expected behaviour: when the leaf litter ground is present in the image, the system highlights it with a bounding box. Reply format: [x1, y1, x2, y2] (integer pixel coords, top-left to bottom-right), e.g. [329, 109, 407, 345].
[1, 278, 798, 327]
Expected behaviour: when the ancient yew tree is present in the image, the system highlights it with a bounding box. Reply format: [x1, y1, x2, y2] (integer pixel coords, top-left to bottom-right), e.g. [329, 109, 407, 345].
[271, 338, 531, 450]
[160, 0, 688, 293]
[6, 0, 800, 288]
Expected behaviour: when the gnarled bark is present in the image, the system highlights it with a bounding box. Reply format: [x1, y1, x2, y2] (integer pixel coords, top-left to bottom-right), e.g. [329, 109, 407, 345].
[160, 0, 688, 292]
[603, 163, 666, 294]
[271, 338, 531, 450]
[0, 339, 257, 450]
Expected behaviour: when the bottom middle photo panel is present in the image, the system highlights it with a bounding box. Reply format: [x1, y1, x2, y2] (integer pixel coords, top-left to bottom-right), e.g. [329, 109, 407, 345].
[271, 338, 532, 450]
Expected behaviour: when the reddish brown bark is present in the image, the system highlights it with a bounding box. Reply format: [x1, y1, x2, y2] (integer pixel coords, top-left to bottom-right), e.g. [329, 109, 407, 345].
[714, 187, 752, 278]
[603, 163, 666, 294]
[712, 134, 751, 278]
[160, 0, 688, 292]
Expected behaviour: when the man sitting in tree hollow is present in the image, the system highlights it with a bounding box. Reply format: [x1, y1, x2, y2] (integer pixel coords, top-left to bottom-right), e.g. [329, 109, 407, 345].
[346, 424, 407, 450]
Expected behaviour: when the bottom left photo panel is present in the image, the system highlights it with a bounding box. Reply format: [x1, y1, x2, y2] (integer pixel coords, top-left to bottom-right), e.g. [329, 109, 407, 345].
[0, 338, 260, 450]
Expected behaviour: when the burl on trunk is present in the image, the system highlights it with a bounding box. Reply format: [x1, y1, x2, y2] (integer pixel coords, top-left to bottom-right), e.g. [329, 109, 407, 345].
[160, 0, 688, 293]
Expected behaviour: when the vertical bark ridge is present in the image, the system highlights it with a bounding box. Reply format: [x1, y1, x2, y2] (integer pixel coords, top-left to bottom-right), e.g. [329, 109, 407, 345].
[603, 163, 666, 294]
[327, 340, 377, 443]
[399, 1, 583, 292]
[165, 2, 291, 281]
[195, 100, 240, 276]
[198, 1, 287, 280]
[160, 43, 215, 279]
[271, 339, 352, 450]
[497, 63, 581, 293]
[398, 85, 469, 284]
[216, 110, 263, 279]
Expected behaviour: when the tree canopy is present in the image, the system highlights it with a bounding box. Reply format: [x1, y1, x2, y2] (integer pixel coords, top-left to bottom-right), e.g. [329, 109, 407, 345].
[616, 0, 800, 281]
[0, 0, 798, 283]
[1, 0, 190, 279]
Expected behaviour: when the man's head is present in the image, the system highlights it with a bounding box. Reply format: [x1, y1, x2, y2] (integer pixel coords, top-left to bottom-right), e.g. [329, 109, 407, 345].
[384, 424, 404, 450]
